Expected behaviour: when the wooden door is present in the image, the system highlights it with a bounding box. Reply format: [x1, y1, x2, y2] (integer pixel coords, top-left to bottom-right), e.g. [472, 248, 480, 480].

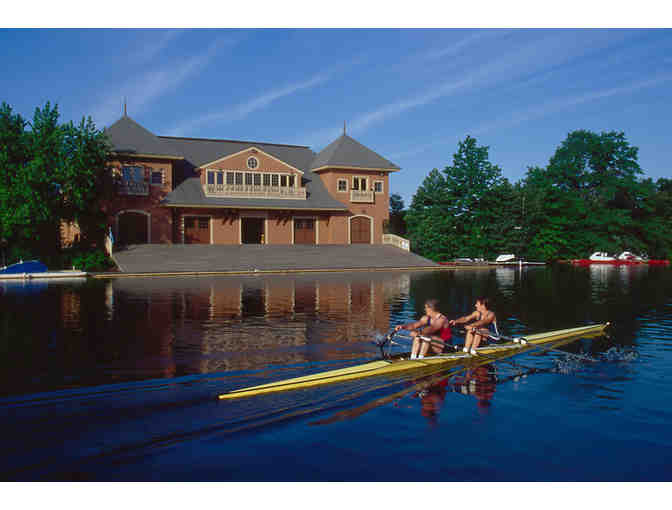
[294, 219, 316, 244]
[350, 216, 371, 244]
[184, 216, 210, 244]
[118, 212, 148, 245]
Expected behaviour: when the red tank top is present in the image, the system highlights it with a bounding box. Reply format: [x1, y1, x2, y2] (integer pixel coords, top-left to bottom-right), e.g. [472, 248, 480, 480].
[429, 314, 452, 341]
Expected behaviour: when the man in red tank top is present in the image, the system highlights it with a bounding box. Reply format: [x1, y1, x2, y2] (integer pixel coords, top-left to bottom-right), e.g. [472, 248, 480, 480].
[394, 299, 452, 359]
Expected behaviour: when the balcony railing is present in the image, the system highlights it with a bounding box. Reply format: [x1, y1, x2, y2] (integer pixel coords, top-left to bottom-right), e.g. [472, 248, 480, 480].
[204, 184, 307, 200]
[117, 180, 149, 196]
[350, 190, 374, 203]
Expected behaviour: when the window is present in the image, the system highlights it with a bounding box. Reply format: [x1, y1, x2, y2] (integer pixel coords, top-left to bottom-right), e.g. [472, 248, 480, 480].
[235, 172, 243, 185]
[198, 218, 209, 229]
[280, 175, 288, 187]
[271, 174, 279, 187]
[289, 175, 295, 187]
[226, 172, 234, 185]
[263, 173, 271, 186]
[247, 156, 259, 169]
[245, 172, 253, 186]
[353, 177, 367, 191]
[151, 170, 163, 185]
[337, 179, 347, 192]
[207, 171, 215, 185]
[122, 166, 144, 182]
[185, 217, 195, 228]
[216, 172, 224, 185]
[374, 181, 383, 193]
[253, 173, 261, 186]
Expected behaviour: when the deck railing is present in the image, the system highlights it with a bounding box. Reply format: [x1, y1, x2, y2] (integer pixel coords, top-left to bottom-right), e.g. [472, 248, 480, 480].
[117, 180, 149, 196]
[204, 184, 306, 200]
[350, 190, 374, 203]
[383, 234, 411, 251]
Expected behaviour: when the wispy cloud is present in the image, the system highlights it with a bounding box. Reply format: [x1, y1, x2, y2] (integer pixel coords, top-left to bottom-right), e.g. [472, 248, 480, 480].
[421, 29, 515, 61]
[167, 59, 359, 136]
[132, 29, 186, 64]
[391, 73, 672, 160]
[91, 35, 236, 127]
[302, 31, 634, 150]
[470, 73, 672, 136]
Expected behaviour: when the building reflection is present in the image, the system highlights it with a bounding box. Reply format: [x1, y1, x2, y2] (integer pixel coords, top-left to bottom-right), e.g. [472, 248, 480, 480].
[101, 273, 411, 375]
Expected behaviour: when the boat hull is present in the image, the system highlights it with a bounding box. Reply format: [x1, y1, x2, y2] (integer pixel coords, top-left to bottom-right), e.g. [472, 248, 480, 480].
[571, 259, 669, 266]
[218, 323, 609, 400]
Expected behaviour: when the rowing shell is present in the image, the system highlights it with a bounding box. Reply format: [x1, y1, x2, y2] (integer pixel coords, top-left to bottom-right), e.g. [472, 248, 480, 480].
[218, 323, 609, 400]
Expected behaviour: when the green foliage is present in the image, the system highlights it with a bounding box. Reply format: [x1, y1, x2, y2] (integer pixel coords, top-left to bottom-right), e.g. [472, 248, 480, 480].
[61, 247, 114, 272]
[0, 101, 112, 265]
[406, 131, 672, 262]
[387, 192, 407, 236]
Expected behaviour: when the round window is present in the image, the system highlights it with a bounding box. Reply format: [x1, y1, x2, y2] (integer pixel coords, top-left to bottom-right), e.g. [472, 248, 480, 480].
[247, 156, 259, 169]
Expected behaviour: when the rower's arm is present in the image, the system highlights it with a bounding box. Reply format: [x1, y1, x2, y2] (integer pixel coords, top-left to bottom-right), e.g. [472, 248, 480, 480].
[450, 311, 477, 326]
[395, 316, 428, 331]
[468, 311, 495, 329]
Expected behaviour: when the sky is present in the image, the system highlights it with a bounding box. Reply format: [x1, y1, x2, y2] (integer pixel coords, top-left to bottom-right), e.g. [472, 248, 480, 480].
[1, 25, 671, 206]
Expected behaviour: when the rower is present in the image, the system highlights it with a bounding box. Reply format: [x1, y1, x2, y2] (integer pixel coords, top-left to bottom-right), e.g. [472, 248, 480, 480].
[394, 299, 452, 359]
[449, 296, 498, 355]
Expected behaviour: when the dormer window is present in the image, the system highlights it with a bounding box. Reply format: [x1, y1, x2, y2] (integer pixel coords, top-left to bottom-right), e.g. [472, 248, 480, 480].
[337, 179, 347, 192]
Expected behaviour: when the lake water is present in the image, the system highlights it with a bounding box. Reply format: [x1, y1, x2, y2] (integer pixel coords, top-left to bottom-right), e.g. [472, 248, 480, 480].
[1, 264, 671, 481]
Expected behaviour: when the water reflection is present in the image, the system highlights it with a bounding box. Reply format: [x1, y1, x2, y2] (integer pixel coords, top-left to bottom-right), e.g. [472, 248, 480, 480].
[1, 265, 670, 398]
[19, 273, 412, 393]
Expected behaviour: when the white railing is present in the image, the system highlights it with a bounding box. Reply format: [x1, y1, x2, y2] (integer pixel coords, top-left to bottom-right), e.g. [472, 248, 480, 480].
[350, 190, 374, 203]
[383, 233, 411, 251]
[204, 184, 307, 200]
[117, 180, 149, 196]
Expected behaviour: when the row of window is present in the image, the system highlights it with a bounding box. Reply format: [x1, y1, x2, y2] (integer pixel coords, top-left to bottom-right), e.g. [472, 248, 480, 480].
[337, 177, 384, 193]
[207, 170, 297, 188]
[121, 166, 164, 185]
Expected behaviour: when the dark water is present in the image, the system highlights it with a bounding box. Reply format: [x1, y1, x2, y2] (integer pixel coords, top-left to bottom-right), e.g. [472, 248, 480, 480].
[1, 265, 670, 481]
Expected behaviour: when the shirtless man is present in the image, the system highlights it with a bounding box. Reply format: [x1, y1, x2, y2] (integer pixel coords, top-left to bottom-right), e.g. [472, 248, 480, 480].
[394, 299, 452, 359]
[449, 297, 498, 355]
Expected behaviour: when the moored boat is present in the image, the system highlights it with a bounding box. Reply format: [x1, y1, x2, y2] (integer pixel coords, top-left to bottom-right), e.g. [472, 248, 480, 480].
[218, 323, 609, 400]
[0, 259, 87, 279]
[571, 251, 669, 266]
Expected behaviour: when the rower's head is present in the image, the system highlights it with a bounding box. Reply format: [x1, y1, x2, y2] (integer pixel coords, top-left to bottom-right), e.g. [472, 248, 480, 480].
[424, 299, 439, 313]
[475, 297, 490, 312]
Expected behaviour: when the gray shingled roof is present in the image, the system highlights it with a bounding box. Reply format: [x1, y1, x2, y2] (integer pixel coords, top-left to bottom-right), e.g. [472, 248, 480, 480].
[105, 116, 395, 210]
[311, 134, 400, 171]
[105, 116, 182, 157]
[159, 136, 315, 170]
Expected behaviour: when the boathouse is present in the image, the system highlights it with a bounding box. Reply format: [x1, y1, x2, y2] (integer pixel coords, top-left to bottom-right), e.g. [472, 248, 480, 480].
[95, 115, 400, 247]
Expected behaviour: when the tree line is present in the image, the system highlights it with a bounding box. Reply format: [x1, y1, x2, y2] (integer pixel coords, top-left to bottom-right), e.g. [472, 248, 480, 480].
[0, 102, 112, 269]
[388, 131, 672, 262]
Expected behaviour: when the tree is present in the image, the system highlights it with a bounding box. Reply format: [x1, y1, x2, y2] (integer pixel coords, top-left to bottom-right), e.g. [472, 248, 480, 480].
[406, 136, 507, 260]
[524, 130, 646, 260]
[0, 101, 112, 263]
[387, 192, 407, 236]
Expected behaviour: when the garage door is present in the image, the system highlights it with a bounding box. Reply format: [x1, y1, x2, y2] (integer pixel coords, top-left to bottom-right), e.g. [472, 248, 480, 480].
[118, 212, 148, 245]
[350, 216, 371, 244]
[294, 219, 316, 244]
[184, 216, 210, 244]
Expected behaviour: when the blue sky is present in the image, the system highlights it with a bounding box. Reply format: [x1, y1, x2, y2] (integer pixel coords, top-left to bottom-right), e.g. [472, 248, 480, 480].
[1, 28, 671, 205]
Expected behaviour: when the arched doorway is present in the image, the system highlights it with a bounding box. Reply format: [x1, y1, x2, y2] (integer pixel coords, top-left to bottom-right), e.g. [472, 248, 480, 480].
[117, 211, 149, 245]
[350, 216, 372, 244]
